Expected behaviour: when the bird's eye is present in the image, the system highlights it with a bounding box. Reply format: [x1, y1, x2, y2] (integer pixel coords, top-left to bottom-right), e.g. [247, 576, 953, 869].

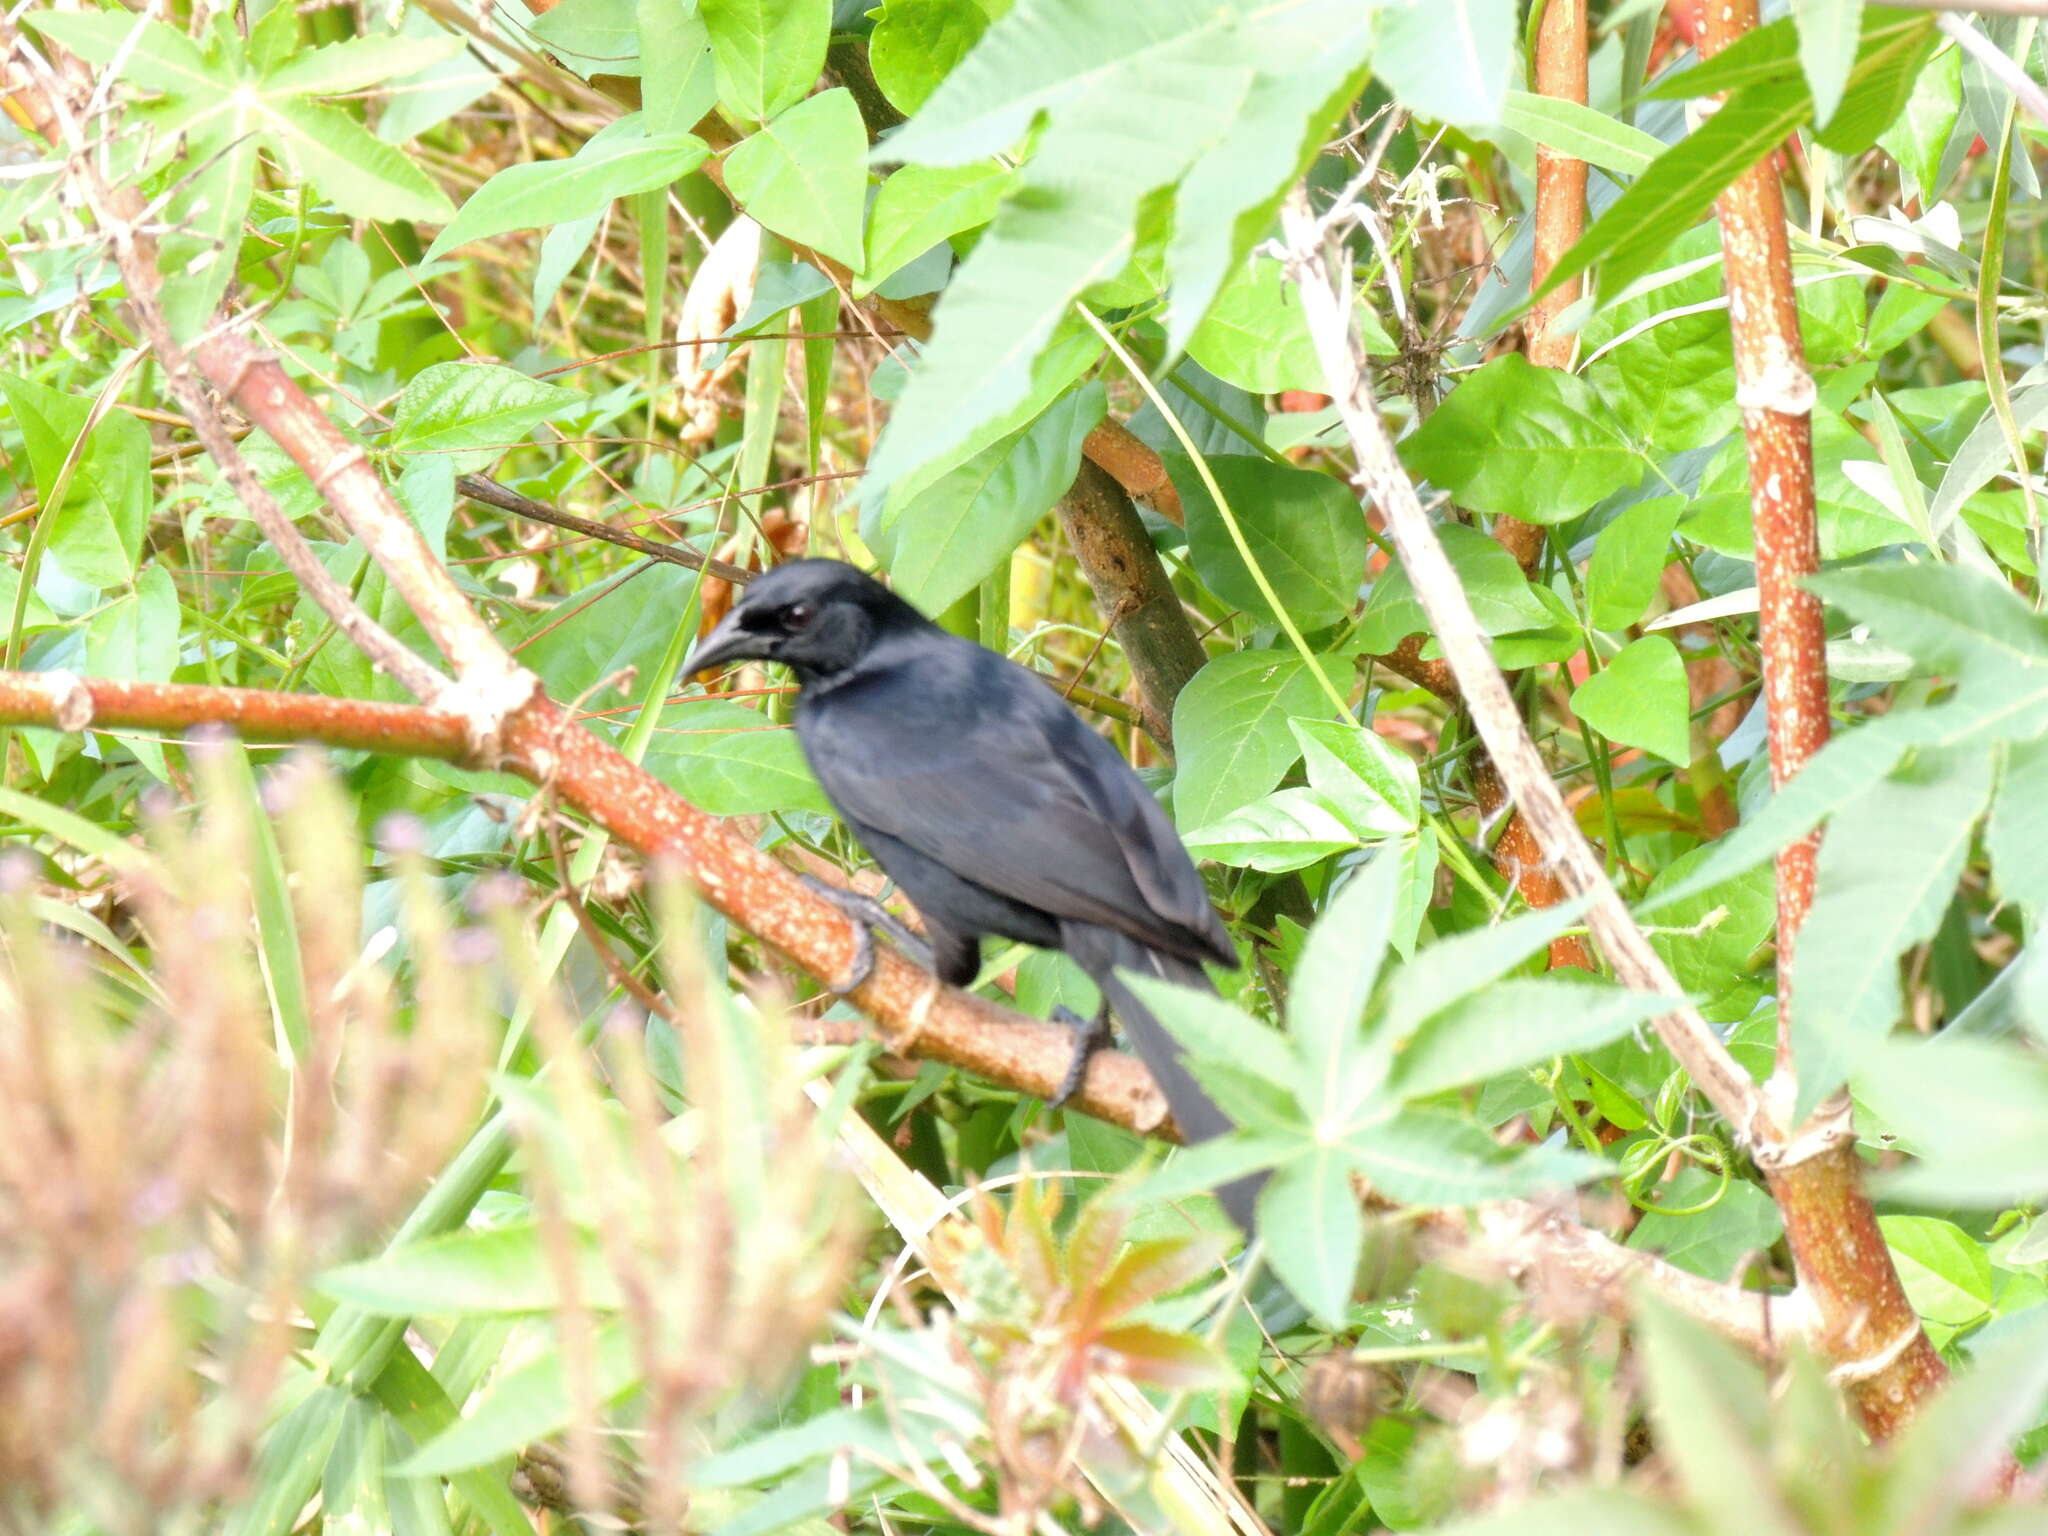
[784, 601, 816, 630]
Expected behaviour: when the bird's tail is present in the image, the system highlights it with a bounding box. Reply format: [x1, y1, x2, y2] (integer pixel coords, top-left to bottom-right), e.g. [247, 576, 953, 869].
[1077, 929, 1265, 1234]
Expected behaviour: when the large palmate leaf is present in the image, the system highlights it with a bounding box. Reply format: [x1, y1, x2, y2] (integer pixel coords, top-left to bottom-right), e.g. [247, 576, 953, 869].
[31, 10, 456, 336]
[871, 383, 1104, 612]
[862, 0, 1372, 498]
[1540, 11, 1934, 301]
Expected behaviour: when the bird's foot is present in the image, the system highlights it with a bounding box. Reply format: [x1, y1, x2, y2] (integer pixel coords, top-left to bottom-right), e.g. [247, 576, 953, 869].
[1048, 1005, 1112, 1108]
[799, 876, 932, 993]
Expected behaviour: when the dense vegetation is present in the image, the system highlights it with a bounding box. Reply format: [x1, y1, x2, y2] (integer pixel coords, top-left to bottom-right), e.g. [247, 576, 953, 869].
[2, 0, 2046, 1532]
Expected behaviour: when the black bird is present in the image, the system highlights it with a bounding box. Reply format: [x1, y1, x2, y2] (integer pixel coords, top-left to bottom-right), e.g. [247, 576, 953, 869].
[687, 558, 1258, 1230]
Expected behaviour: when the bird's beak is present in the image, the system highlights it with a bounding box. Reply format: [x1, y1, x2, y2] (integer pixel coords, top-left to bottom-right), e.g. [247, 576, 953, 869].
[685, 608, 765, 682]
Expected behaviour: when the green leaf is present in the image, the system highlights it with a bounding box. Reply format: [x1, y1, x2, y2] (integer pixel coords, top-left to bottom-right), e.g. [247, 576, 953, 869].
[530, 0, 643, 78]
[263, 33, 464, 95]
[425, 118, 708, 258]
[1988, 735, 2048, 921]
[1381, 904, 1590, 1042]
[0, 373, 149, 589]
[1627, 1169, 1784, 1278]
[1498, 90, 1664, 177]
[519, 562, 704, 703]
[267, 100, 456, 222]
[724, 89, 869, 269]
[644, 698, 831, 816]
[1877, 1215, 1993, 1327]
[1352, 522, 1556, 654]
[25, 11, 219, 95]
[1174, 453, 1367, 630]
[1635, 1295, 1803, 1535]
[1877, 40, 1961, 201]
[1633, 718, 1926, 919]
[863, 0, 1372, 499]
[83, 565, 177, 779]
[639, 0, 719, 135]
[1400, 354, 1643, 523]
[1878, 1306, 2048, 1531]
[873, 383, 1103, 613]
[869, 318, 1104, 516]
[1185, 253, 1325, 394]
[1793, 0, 1865, 127]
[1258, 1149, 1361, 1326]
[1170, 650, 1343, 829]
[1390, 979, 1673, 1101]
[317, 1223, 624, 1315]
[1346, 1109, 1603, 1205]
[870, 0, 1001, 116]
[700, 0, 830, 121]
[1292, 718, 1421, 830]
[1179, 787, 1364, 873]
[1587, 497, 1684, 631]
[1374, 0, 1514, 130]
[158, 121, 259, 340]
[1289, 852, 1407, 1128]
[400, 1321, 639, 1476]
[1642, 844, 1777, 1018]
[374, 10, 500, 143]
[1859, 1037, 2048, 1206]
[1811, 562, 2048, 681]
[1580, 237, 1740, 457]
[1120, 973, 1298, 1100]
[1794, 745, 1995, 1117]
[389, 362, 586, 471]
[1569, 635, 1692, 766]
[861, 162, 1010, 296]
[223, 1385, 351, 1536]
[1544, 13, 1934, 300]
[1428, 1490, 1695, 1536]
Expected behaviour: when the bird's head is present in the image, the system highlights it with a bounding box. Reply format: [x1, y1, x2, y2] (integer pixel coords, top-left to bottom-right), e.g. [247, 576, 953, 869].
[686, 558, 925, 685]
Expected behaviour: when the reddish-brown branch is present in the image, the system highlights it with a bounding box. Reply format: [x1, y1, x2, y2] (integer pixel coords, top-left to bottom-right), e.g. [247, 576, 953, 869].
[1764, 1135, 1947, 1437]
[1492, 0, 1588, 579]
[1699, 11, 1830, 1052]
[1701, 0, 1952, 1449]
[1471, 757, 1595, 970]
[1527, 0, 1589, 374]
[0, 673, 472, 758]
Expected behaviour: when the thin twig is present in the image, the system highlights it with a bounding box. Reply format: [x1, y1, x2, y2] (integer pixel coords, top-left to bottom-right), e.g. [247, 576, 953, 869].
[1278, 189, 1769, 1148]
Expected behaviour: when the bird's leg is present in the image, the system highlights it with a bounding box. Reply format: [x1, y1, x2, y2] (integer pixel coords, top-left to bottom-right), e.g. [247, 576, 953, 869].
[799, 876, 932, 993]
[1047, 1004, 1113, 1108]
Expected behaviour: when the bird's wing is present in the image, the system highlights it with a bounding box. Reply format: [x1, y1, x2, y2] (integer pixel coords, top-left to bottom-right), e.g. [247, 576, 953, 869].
[802, 658, 1229, 964]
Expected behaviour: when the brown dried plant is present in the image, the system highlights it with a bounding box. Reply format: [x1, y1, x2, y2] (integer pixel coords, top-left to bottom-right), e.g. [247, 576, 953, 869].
[468, 865, 870, 1532]
[0, 745, 491, 1533]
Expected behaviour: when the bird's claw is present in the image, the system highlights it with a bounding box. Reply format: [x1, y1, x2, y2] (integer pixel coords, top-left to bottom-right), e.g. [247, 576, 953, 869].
[834, 916, 876, 995]
[1048, 1004, 1112, 1108]
[800, 875, 926, 993]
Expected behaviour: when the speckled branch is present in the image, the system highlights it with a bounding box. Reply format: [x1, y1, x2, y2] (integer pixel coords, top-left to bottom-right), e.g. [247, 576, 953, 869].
[1701, 0, 1954, 1445]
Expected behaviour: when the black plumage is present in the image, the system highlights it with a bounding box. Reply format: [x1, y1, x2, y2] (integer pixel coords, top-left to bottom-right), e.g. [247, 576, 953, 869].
[688, 558, 1257, 1229]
